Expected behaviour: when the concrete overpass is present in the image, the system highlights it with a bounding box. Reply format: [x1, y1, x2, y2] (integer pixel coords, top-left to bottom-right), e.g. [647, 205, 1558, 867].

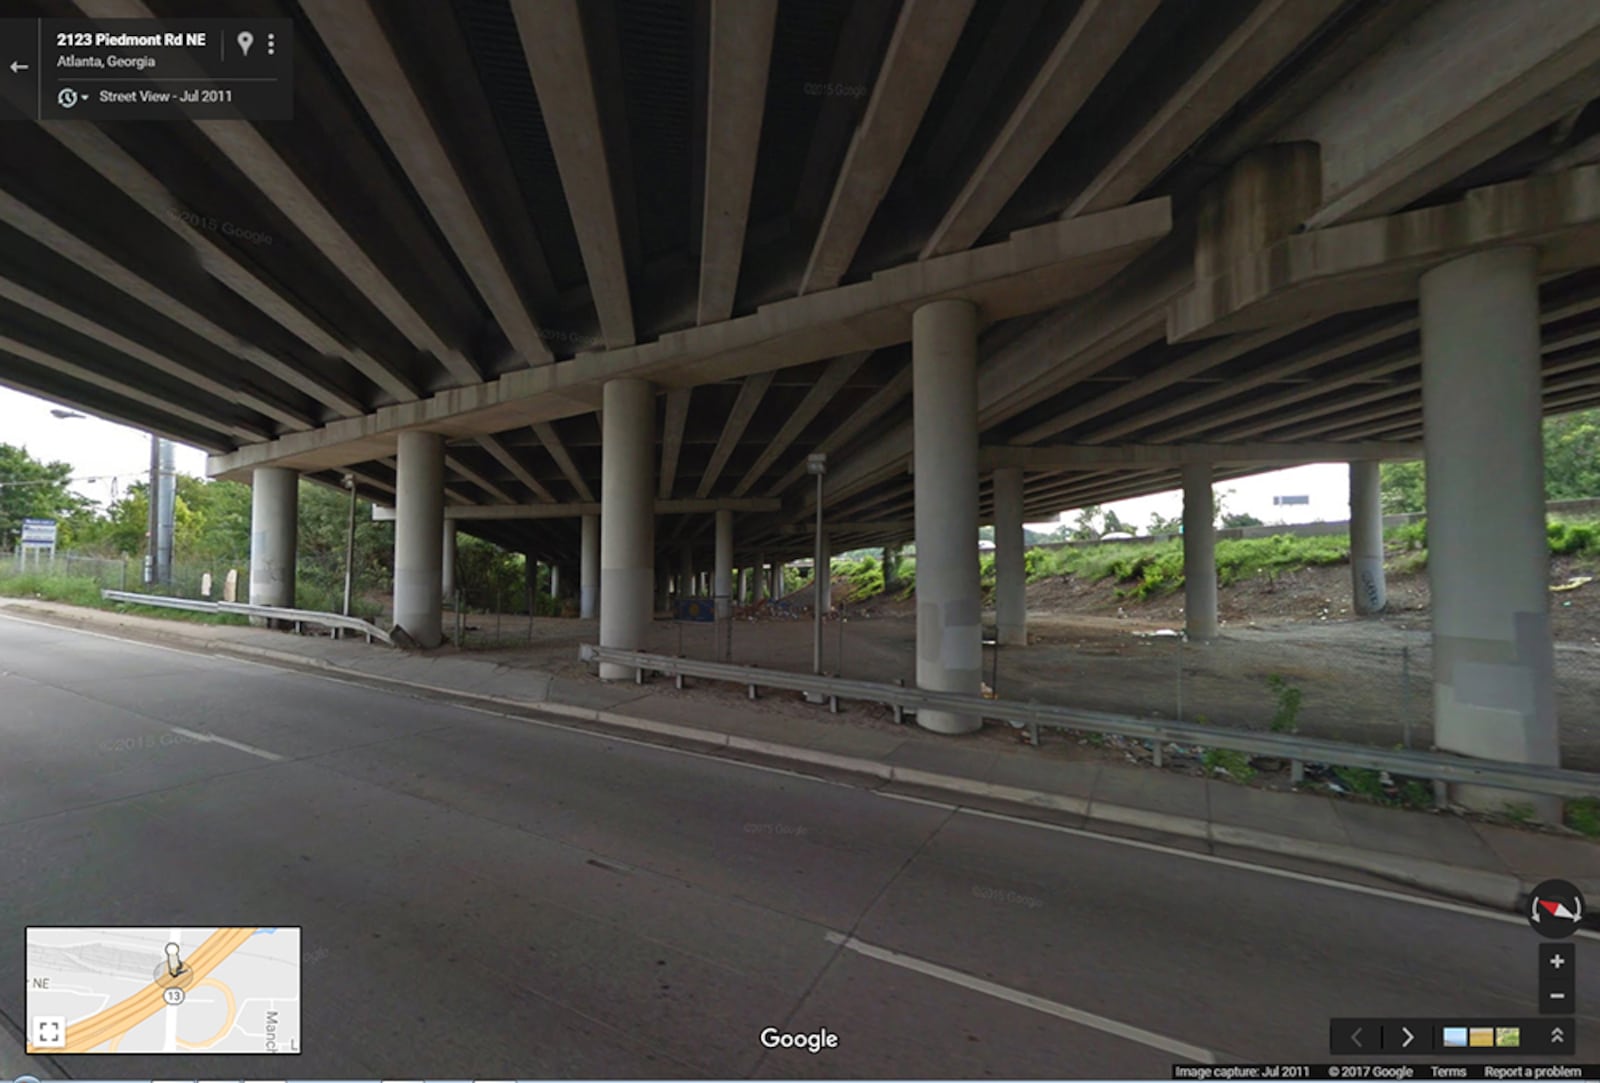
[4, 0, 1600, 794]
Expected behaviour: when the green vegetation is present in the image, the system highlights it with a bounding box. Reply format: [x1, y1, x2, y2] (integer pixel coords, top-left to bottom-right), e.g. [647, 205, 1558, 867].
[0, 573, 247, 624]
[1330, 766, 1434, 811]
[1203, 747, 1255, 781]
[1381, 407, 1600, 514]
[1266, 675, 1302, 734]
[1565, 797, 1600, 838]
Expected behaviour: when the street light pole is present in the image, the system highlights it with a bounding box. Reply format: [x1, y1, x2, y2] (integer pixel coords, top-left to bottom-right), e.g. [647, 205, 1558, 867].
[807, 453, 827, 676]
[341, 474, 357, 617]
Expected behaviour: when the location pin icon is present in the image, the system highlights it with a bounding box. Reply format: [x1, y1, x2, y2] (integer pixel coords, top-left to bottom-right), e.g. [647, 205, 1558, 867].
[165, 942, 182, 976]
[237, 30, 254, 57]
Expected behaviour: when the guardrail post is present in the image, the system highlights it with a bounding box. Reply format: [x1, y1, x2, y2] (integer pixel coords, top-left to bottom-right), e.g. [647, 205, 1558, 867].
[1152, 741, 1163, 768]
[829, 694, 839, 714]
[1291, 759, 1305, 785]
[1027, 721, 1040, 748]
[675, 671, 684, 691]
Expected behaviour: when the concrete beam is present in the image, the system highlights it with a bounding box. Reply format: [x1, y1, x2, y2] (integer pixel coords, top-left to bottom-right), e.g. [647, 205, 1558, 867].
[372, 497, 783, 522]
[1288, 0, 1600, 229]
[72, 0, 490, 394]
[208, 198, 1171, 477]
[475, 435, 556, 504]
[29, 69, 422, 404]
[801, 0, 975, 292]
[922, 0, 1158, 257]
[731, 352, 870, 496]
[1173, 166, 1600, 341]
[303, 0, 555, 368]
[0, 184, 367, 420]
[765, 367, 912, 496]
[698, 0, 777, 324]
[698, 372, 773, 497]
[0, 330, 265, 444]
[0, 272, 311, 433]
[658, 388, 692, 500]
[1010, 323, 1303, 445]
[443, 454, 516, 505]
[531, 421, 594, 502]
[979, 441, 1421, 469]
[514, 0, 637, 348]
[1064, 0, 1343, 217]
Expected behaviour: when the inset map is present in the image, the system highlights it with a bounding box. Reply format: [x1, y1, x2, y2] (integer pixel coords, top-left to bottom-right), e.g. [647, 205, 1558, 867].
[26, 926, 300, 1054]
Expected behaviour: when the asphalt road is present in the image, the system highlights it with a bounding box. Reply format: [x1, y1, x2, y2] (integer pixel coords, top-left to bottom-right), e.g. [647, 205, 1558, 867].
[0, 612, 1590, 1078]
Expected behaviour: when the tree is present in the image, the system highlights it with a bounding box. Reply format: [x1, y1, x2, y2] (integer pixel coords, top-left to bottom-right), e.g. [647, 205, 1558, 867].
[0, 443, 85, 550]
[1070, 505, 1102, 540]
[1380, 460, 1427, 515]
[1101, 508, 1133, 535]
[1545, 408, 1600, 500]
[1148, 511, 1182, 535]
[1221, 511, 1264, 528]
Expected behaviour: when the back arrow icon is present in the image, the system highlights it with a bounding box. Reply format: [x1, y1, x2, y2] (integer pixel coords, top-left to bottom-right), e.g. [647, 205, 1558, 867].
[10, 61, 28, 73]
[1350, 1027, 1363, 1049]
[1401, 1026, 1415, 1048]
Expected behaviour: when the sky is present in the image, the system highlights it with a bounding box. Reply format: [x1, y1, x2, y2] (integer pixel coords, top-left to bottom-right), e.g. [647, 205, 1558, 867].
[1, 385, 1353, 528]
[0, 386, 209, 509]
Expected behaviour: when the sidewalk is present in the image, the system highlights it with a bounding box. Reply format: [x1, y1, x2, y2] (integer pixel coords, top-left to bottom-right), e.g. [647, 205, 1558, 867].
[4, 597, 1596, 912]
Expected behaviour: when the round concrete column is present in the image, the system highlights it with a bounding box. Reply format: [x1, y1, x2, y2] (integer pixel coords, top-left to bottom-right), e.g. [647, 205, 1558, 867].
[772, 562, 784, 599]
[1182, 462, 1218, 641]
[249, 466, 298, 608]
[599, 379, 655, 680]
[441, 521, 458, 604]
[580, 513, 600, 619]
[755, 553, 768, 602]
[714, 509, 734, 620]
[1421, 246, 1558, 811]
[912, 298, 982, 734]
[394, 431, 446, 647]
[993, 467, 1027, 646]
[678, 545, 694, 599]
[1349, 461, 1387, 615]
[654, 562, 671, 613]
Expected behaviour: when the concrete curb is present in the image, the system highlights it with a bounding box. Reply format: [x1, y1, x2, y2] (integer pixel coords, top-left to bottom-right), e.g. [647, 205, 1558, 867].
[0, 602, 1529, 912]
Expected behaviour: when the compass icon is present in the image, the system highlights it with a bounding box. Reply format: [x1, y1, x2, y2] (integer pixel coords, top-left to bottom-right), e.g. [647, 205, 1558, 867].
[1528, 878, 1586, 938]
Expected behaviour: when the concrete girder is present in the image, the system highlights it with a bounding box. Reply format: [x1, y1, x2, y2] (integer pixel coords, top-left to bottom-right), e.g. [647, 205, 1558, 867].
[80, 0, 478, 394]
[922, 0, 1158, 257]
[658, 388, 692, 500]
[698, 0, 777, 324]
[801, 0, 975, 292]
[443, 454, 516, 505]
[302, 0, 556, 368]
[698, 371, 773, 498]
[1064, 0, 1345, 218]
[1010, 323, 1306, 445]
[531, 421, 594, 502]
[28, 105, 420, 406]
[1078, 314, 1421, 444]
[0, 183, 366, 420]
[0, 330, 266, 444]
[208, 198, 1172, 478]
[1172, 165, 1600, 341]
[765, 367, 913, 496]
[731, 352, 870, 496]
[0, 271, 305, 433]
[475, 435, 557, 503]
[978, 441, 1421, 470]
[1289, 0, 1600, 229]
[514, 0, 637, 348]
[371, 497, 782, 522]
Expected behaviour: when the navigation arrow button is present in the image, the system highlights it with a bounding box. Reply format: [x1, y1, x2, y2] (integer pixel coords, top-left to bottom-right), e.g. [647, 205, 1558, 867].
[1351, 1026, 1363, 1049]
[8, 60, 27, 74]
[1401, 1026, 1415, 1048]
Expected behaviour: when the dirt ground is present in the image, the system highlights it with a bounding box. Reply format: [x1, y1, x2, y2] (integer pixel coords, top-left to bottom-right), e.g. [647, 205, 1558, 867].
[454, 555, 1600, 772]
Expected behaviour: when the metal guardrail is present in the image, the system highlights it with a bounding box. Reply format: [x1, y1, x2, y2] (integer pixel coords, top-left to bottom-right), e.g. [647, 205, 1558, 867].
[102, 590, 393, 646]
[579, 644, 1600, 801]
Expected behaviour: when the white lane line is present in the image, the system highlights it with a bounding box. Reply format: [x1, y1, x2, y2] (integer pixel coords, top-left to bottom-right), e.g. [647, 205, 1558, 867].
[825, 930, 1217, 1064]
[955, 806, 1594, 938]
[167, 726, 286, 762]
